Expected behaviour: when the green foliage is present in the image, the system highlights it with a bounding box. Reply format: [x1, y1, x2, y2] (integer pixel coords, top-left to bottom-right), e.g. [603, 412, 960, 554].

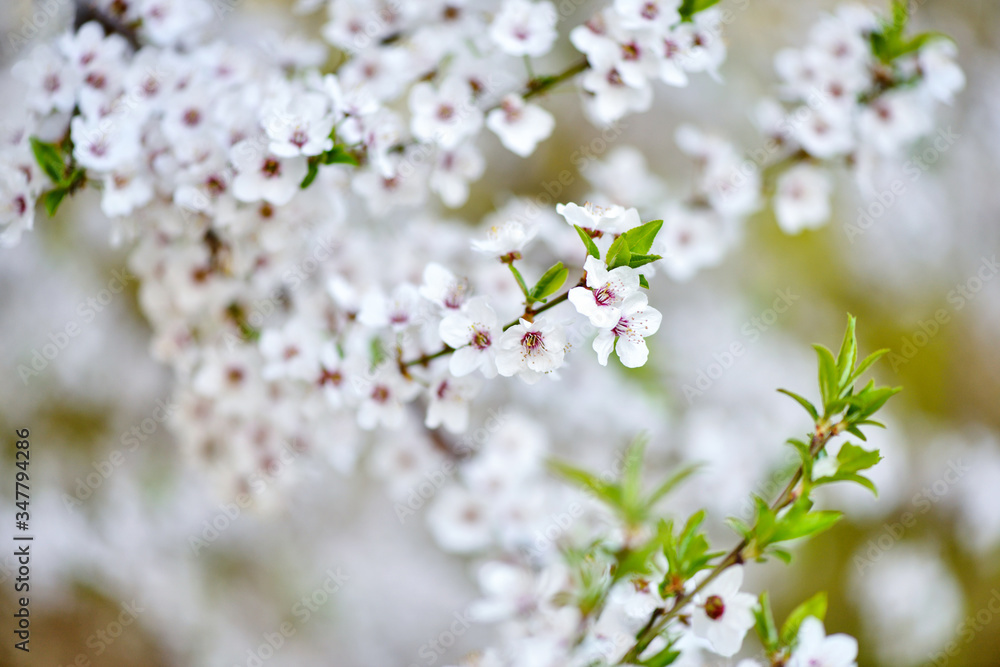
[661, 510, 722, 587]
[550, 435, 699, 528]
[300, 144, 359, 188]
[678, 0, 722, 21]
[530, 262, 569, 302]
[813, 441, 882, 496]
[780, 591, 827, 646]
[779, 314, 900, 440]
[574, 225, 601, 259]
[753, 592, 780, 654]
[737, 495, 841, 561]
[30, 136, 86, 216]
[870, 0, 949, 63]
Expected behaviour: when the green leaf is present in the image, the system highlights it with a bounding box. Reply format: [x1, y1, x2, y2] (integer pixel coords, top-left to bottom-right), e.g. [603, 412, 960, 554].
[786, 438, 814, 481]
[646, 464, 701, 508]
[770, 503, 842, 543]
[641, 641, 681, 667]
[754, 591, 779, 653]
[835, 315, 858, 389]
[41, 188, 68, 216]
[508, 263, 530, 298]
[846, 349, 888, 387]
[529, 262, 569, 302]
[628, 253, 662, 269]
[621, 219, 663, 255]
[321, 145, 359, 166]
[816, 471, 878, 496]
[777, 389, 819, 421]
[679, 0, 722, 20]
[574, 225, 601, 259]
[549, 460, 621, 508]
[300, 159, 320, 189]
[780, 591, 828, 646]
[606, 235, 632, 269]
[835, 442, 882, 474]
[639, 275, 650, 289]
[30, 136, 65, 183]
[813, 344, 838, 410]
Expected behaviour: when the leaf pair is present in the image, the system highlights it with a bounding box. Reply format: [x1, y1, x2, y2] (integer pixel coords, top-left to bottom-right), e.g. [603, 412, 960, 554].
[30, 137, 86, 216]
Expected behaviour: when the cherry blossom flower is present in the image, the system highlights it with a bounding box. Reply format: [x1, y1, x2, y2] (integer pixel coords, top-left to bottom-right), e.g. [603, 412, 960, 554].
[439, 296, 501, 379]
[429, 143, 485, 208]
[486, 94, 555, 158]
[557, 201, 642, 235]
[427, 485, 494, 552]
[259, 319, 323, 381]
[426, 374, 481, 432]
[690, 565, 756, 657]
[788, 617, 858, 667]
[471, 219, 538, 259]
[11, 44, 79, 115]
[261, 86, 336, 158]
[774, 163, 832, 234]
[592, 292, 661, 368]
[0, 166, 34, 248]
[489, 0, 558, 58]
[420, 263, 470, 311]
[569, 256, 641, 328]
[496, 316, 567, 383]
[230, 140, 308, 206]
[409, 77, 483, 149]
[354, 363, 420, 430]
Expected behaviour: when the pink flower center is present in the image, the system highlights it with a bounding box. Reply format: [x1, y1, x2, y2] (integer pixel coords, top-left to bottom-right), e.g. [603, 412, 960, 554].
[642, 2, 659, 19]
[372, 385, 391, 403]
[521, 330, 544, 352]
[612, 317, 630, 338]
[261, 159, 282, 179]
[594, 285, 615, 306]
[704, 595, 725, 620]
[472, 329, 491, 350]
[290, 129, 308, 148]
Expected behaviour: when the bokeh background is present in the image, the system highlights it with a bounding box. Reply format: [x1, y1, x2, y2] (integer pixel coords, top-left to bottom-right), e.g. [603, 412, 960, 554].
[2, 0, 999, 665]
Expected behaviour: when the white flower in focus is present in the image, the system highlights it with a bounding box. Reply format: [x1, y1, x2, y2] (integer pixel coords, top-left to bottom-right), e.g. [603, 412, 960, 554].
[486, 94, 555, 158]
[426, 374, 480, 433]
[788, 617, 858, 667]
[439, 297, 500, 379]
[420, 263, 470, 311]
[471, 220, 537, 259]
[409, 77, 483, 149]
[569, 256, 641, 328]
[427, 485, 493, 553]
[230, 140, 308, 206]
[556, 201, 642, 235]
[489, 0, 558, 58]
[690, 565, 756, 657]
[774, 164, 832, 234]
[592, 292, 661, 368]
[496, 316, 567, 383]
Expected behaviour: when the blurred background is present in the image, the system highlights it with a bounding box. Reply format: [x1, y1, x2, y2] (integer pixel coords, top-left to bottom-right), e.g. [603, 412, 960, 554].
[2, 0, 999, 665]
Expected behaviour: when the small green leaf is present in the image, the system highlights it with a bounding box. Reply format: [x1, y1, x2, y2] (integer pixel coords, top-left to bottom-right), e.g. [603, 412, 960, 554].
[835, 315, 858, 389]
[754, 592, 779, 653]
[778, 389, 819, 421]
[41, 188, 68, 216]
[300, 159, 320, 189]
[813, 344, 838, 410]
[639, 275, 650, 289]
[770, 504, 842, 543]
[607, 235, 632, 269]
[621, 219, 663, 255]
[780, 592, 828, 646]
[574, 224, 601, 259]
[628, 253, 662, 269]
[321, 145, 359, 166]
[30, 136, 66, 183]
[646, 464, 701, 508]
[508, 263, 530, 298]
[835, 442, 882, 474]
[529, 262, 569, 302]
